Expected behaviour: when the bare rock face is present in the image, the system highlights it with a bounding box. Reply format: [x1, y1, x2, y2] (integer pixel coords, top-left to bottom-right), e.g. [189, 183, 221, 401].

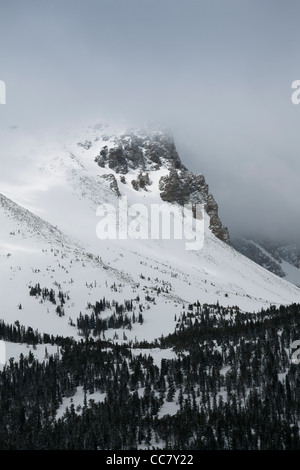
[108, 146, 128, 174]
[95, 128, 230, 244]
[131, 172, 151, 191]
[159, 168, 188, 204]
[159, 168, 230, 244]
[95, 146, 108, 168]
[96, 130, 182, 174]
[123, 140, 145, 170]
[143, 133, 182, 170]
[206, 194, 230, 244]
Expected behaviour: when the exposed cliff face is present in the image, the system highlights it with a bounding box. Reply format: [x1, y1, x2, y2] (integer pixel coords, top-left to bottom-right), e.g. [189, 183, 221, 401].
[206, 194, 230, 245]
[94, 128, 230, 244]
[159, 168, 230, 244]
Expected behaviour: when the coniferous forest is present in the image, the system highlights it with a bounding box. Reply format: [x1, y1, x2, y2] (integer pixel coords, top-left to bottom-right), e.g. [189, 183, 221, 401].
[1, 301, 300, 449]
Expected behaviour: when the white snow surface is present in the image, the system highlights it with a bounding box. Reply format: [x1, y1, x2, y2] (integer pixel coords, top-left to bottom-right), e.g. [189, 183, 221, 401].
[0, 122, 300, 351]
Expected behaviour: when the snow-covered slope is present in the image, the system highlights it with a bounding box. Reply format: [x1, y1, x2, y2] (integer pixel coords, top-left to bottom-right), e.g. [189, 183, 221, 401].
[232, 237, 300, 287]
[1, 123, 300, 347]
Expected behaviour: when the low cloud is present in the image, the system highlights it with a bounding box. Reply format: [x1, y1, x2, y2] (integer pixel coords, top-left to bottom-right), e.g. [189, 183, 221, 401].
[1, 0, 300, 240]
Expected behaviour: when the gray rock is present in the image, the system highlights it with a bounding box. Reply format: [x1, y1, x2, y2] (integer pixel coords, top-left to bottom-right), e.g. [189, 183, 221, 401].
[131, 171, 151, 191]
[108, 146, 128, 174]
[94, 128, 230, 243]
[159, 168, 230, 244]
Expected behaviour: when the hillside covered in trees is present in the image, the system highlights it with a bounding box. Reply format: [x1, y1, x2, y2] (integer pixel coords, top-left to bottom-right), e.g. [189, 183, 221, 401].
[0, 301, 300, 450]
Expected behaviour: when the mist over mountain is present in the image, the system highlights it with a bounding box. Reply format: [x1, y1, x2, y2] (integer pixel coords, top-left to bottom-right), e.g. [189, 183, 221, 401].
[0, 119, 299, 450]
[1, 0, 300, 244]
[2, 0, 300, 453]
[232, 235, 300, 287]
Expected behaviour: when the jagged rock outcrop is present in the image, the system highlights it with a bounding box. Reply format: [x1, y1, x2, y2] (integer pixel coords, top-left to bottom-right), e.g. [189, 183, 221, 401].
[95, 128, 230, 244]
[159, 168, 189, 205]
[131, 172, 151, 191]
[95, 146, 108, 168]
[159, 168, 230, 244]
[96, 130, 182, 174]
[206, 194, 230, 244]
[108, 146, 128, 174]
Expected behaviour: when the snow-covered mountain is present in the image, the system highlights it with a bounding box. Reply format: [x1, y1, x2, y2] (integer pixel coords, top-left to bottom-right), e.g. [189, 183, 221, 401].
[232, 236, 300, 287]
[2, 122, 300, 451]
[1, 122, 300, 349]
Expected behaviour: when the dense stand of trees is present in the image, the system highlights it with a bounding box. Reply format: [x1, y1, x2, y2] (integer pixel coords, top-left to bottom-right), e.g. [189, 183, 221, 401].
[29, 283, 69, 316]
[1, 301, 300, 449]
[0, 319, 66, 346]
[78, 298, 144, 337]
[77, 310, 144, 337]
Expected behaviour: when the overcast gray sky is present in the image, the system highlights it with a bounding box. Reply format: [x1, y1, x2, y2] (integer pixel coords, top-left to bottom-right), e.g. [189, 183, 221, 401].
[1, 0, 300, 240]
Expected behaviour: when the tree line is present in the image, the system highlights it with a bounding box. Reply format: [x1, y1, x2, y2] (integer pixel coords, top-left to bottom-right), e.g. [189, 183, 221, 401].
[0, 301, 300, 448]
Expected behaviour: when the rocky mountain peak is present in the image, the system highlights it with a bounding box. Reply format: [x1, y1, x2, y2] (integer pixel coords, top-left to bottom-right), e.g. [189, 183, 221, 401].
[94, 128, 182, 173]
[94, 128, 230, 244]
